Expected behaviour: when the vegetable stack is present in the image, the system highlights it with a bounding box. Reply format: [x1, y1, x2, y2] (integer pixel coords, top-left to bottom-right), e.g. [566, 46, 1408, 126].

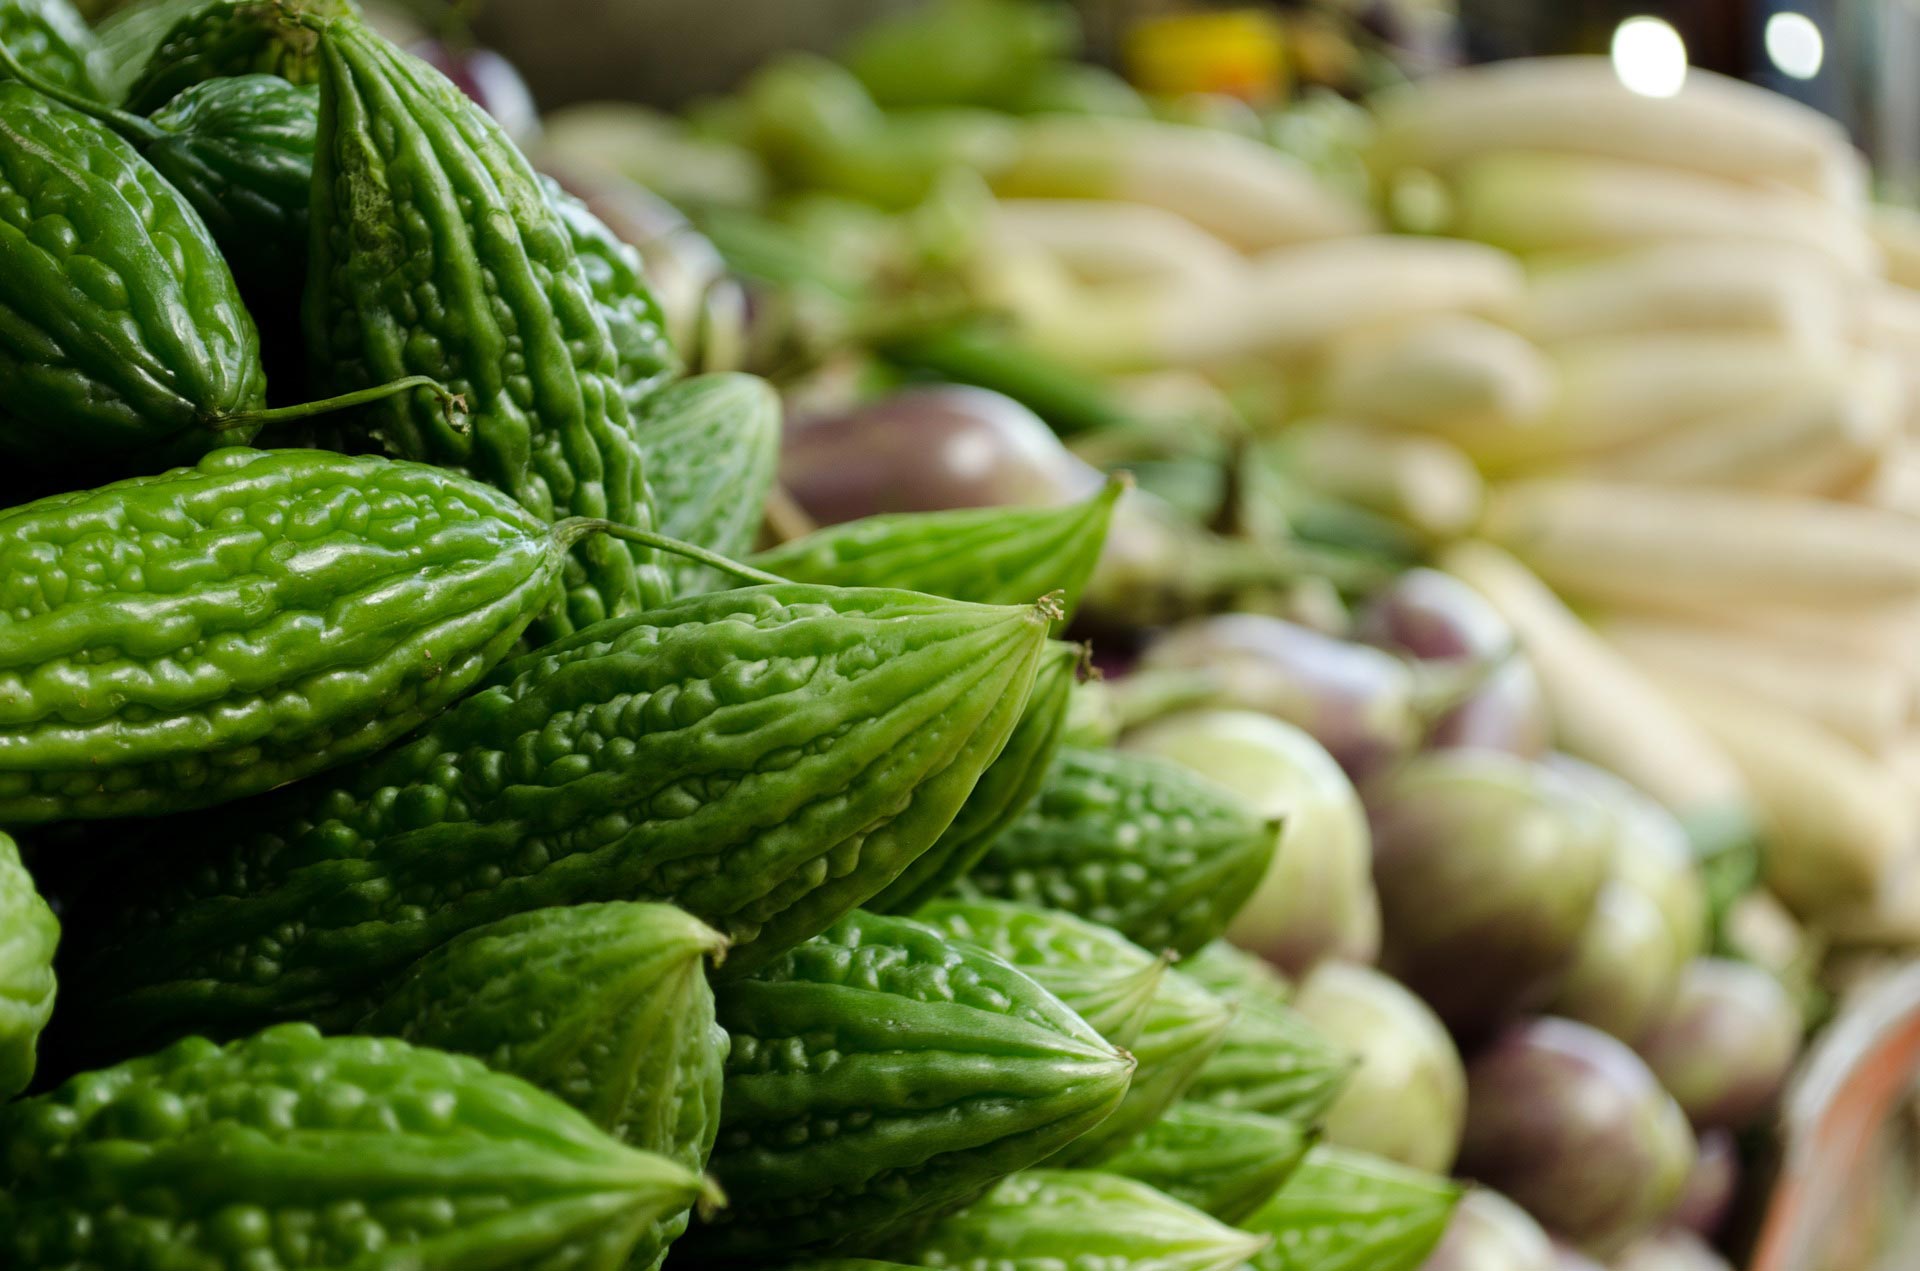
[0, 5, 1446, 1270]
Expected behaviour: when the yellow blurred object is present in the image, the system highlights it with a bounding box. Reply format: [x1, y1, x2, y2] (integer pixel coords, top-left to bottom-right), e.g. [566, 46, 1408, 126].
[1124, 10, 1289, 103]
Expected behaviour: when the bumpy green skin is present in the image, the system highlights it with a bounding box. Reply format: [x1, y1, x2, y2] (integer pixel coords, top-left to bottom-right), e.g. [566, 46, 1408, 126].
[145, 75, 316, 309]
[0, 446, 566, 824]
[308, 19, 667, 639]
[1183, 989, 1354, 1124]
[955, 746, 1277, 957]
[360, 901, 728, 1271]
[916, 898, 1166, 1049]
[0, 0, 107, 99]
[1240, 1146, 1461, 1271]
[752, 477, 1123, 624]
[689, 910, 1135, 1258]
[1105, 1104, 1314, 1224]
[0, 832, 57, 1098]
[0, 1023, 711, 1271]
[907, 1170, 1270, 1271]
[0, 80, 266, 474]
[873, 640, 1080, 913]
[546, 174, 678, 407]
[122, 0, 350, 113]
[60, 585, 1049, 1062]
[632, 373, 782, 597]
[1054, 967, 1232, 1166]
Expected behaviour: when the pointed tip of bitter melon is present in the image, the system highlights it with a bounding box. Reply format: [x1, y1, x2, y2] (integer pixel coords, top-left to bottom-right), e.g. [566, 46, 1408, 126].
[1035, 590, 1068, 625]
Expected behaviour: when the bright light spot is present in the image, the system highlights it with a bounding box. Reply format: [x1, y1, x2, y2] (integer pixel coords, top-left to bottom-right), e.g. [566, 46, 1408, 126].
[1766, 12, 1825, 80]
[1611, 16, 1689, 98]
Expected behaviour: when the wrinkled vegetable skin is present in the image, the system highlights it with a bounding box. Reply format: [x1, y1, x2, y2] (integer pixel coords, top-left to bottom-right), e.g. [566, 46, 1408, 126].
[306, 20, 667, 638]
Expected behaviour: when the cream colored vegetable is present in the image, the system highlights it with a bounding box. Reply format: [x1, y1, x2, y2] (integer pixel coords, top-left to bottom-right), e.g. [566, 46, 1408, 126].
[1869, 204, 1920, 291]
[1482, 479, 1920, 610]
[1438, 541, 1749, 823]
[1649, 672, 1913, 917]
[1445, 333, 1841, 473]
[990, 115, 1374, 250]
[1269, 421, 1484, 537]
[989, 198, 1243, 287]
[1017, 236, 1525, 371]
[1293, 961, 1467, 1173]
[1122, 709, 1379, 975]
[1369, 56, 1862, 203]
[1578, 355, 1899, 495]
[1520, 241, 1848, 351]
[1448, 152, 1877, 276]
[1604, 616, 1909, 754]
[1315, 315, 1555, 432]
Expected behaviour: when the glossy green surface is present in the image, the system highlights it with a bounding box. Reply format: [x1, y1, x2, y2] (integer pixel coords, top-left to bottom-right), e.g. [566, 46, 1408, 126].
[122, 0, 347, 114]
[1054, 967, 1232, 1165]
[361, 901, 728, 1271]
[145, 74, 316, 313]
[547, 174, 678, 408]
[915, 897, 1166, 1049]
[907, 1170, 1269, 1271]
[1240, 1146, 1460, 1271]
[0, 0, 106, 100]
[0, 1023, 710, 1270]
[955, 746, 1277, 956]
[689, 909, 1135, 1258]
[0, 446, 565, 824]
[632, 372, 782, 597]
[307, 19, 666, 639]
[873, 639, 1080, 912]
[0, 832, 57, 1097]
[0, 79, 264, 472]
[60, 585, 1050, 1062]
[1183, 983, 1353, 1124]
[751, 477, 1123, 623]
[1105, 1103, 1314, 1224]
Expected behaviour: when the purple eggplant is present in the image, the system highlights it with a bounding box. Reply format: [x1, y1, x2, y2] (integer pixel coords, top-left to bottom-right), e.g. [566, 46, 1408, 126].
[1459, 1017, 1696, 1256]
[1359, 568, 1550, 758]
[1367, 751, 1612, 1038]
[1418, 1189, 1557, 1271]
[1637, 958, 1802, 1131]
[1669, 1128, 1738, 1238]
[1142, 615, 1426, 779]
[1543, 757, 1707, 1045]
[1295, 961, 1466, 1173]
[1612, 1229, 1734, 1271]
[780, 385, 1106, 524]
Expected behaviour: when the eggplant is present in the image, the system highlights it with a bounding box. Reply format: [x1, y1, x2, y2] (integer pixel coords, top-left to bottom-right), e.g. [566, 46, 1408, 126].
[1544, 756, 1708, 1044]
[780, 385, 1105, 523]
[1670, 1128, 1738, 1239]
[1418, 1189, 1557, 1271]
[1611, 1229, 1734, 1271]
[1458, 1017, 1696, 1256]
[1141, 615, 1426, 779]
[1367, 751, 1612, 1038]
[1637, 958, 1801, 1131]
[1123, 710, 1379, 974]
[1294, 961, 1466, 1173]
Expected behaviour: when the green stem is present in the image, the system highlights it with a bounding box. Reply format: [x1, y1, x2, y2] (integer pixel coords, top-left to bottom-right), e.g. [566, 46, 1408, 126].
[211, 376, 467, 434]
[0, 38, 165, 144]
[553, 519, 791, 587]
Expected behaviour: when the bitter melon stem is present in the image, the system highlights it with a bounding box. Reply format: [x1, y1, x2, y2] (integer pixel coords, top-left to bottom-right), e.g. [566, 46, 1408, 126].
[0, 38, 166, 144]
[553, 520, 790, 587]
[214, 376, 467, 434]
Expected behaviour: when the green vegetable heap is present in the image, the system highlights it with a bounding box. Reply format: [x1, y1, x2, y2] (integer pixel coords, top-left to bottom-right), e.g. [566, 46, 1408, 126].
[0, 3, 1458, 1269]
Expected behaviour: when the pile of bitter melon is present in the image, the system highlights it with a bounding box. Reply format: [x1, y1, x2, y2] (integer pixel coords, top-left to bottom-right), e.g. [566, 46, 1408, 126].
[0, 2, 1459, 1268]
